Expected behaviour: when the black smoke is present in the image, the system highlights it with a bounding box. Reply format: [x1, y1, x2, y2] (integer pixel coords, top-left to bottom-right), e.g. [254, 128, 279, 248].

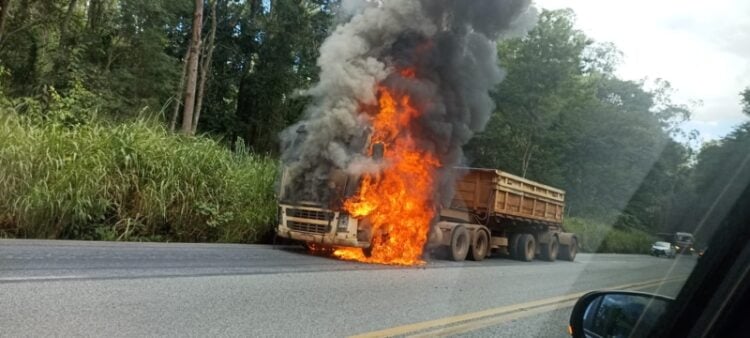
[280, 0, 536, 205]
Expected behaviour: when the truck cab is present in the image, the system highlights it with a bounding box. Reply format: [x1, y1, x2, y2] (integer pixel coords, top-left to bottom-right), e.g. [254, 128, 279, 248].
[277, 165, 370, 250]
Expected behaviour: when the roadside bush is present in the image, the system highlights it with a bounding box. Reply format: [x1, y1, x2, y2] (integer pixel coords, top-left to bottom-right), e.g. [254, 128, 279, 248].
[564, 217, 654, 254]
[0, 111, 278, 243]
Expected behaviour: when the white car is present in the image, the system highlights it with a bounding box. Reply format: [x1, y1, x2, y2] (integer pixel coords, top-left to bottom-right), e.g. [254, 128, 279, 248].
[650, 241, 676, 258]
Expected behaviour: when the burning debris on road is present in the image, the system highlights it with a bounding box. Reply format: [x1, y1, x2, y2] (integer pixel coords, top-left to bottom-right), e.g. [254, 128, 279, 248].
[280, 0, 536, 265]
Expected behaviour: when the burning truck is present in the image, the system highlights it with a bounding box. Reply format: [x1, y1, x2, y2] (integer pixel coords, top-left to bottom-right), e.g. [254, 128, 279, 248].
[276, 0, 577, 265]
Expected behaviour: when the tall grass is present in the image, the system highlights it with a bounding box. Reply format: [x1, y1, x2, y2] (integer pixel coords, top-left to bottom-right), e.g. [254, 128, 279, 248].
[564, 217, 655, 254]
[0, 111, 278, 243]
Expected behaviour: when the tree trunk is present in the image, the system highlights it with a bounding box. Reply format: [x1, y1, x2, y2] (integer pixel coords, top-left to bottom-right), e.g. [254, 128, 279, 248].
[59, 0, 77, 47]
[0, 0, 10, 42]
[180, 0, 203, 135]
[192, 0, 217, 134]
[86, 0, 103, 32]
[52, 0, 77, 81]
[170, 47, 190, 132]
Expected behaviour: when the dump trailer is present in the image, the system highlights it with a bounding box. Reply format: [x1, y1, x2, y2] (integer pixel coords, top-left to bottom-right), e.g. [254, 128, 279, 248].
[430, 168, 578, 262]
[276, 167, 578, 262]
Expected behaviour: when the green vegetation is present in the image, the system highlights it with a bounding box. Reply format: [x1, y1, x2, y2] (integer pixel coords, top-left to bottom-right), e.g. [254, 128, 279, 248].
[0, 2, 747, 251]
[466, 10, 749, 252]
[0, 0, 333, 144]
[674, 121, 750, 243]
[0, 107, 277, 242]
[469, 10, 694, 231]
[564, 218, 654, 254]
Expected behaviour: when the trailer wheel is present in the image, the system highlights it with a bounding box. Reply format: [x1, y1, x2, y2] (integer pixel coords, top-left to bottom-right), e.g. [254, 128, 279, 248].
[560, 238, 577, 262]
[509, 233, 522, 260]
[541, 236, 559, 262]
[519, 234, 536, 262]
[469, 230, 489, 261]
[450, 225, 470, 262]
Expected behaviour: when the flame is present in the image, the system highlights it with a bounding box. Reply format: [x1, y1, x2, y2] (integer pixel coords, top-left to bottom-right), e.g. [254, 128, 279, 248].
[399, 68, 416, 79]
[334, 74, 440, 266]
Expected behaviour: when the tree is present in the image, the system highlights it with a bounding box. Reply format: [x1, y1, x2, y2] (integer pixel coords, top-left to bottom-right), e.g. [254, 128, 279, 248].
[59, 0, 78, 46]
[682, 123, 750, 240]
[170, 47, 191, 132]
[619, 140, 691, 230]
[466, 9, 693, 228]
[192, 0, 217, 134]
[0, 0, 10, 41]
[106, 0, 190, 113]
[469, 9, 589, 178]
[235, 0, 335, 152]
[180, 0, 203, 135]
[85, 0, 106, 31]
[0, 0, 192, 112]
[0, 0, 335, 136]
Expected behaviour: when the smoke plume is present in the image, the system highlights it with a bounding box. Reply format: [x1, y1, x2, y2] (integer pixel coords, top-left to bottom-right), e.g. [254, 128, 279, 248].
[280, 0, 535, 205]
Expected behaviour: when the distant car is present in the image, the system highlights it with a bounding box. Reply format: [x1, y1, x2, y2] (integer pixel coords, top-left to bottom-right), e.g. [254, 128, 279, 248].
[674, 232, 695, 255]
[650, 241, 675, 258]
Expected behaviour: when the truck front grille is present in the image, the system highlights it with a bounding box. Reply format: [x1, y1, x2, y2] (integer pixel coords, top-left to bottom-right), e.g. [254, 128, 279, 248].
[287, 221, 331, 234]
[286, 208, 332, 221]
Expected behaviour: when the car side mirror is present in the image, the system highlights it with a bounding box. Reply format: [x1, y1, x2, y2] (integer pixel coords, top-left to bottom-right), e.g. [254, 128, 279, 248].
[569, 291, 672, 338]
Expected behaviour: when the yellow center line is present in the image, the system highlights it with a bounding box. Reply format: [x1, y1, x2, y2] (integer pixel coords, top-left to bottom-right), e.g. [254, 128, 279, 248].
[409, 299, 580, 338]
[350, 275, 688, 338]
[408, 277, 688, 338]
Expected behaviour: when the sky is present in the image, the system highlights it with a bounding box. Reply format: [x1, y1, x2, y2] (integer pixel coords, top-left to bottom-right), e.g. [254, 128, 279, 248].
[535, 0, 750, 142]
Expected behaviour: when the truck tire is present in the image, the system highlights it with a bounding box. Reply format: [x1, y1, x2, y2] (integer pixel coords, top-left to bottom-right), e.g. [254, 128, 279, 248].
[450, 225, 470, 262]
[469, 230, 489, 261]
[541, 236, 559, 262]
[509, 233, 522, 260]
[519, 234, 536, 262]
[362, 245, 373, 258]
[560, 238, 577, 262]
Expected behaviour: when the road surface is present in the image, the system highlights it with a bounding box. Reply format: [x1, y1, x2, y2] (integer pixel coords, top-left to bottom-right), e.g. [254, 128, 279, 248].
[0, 239, 696, 337]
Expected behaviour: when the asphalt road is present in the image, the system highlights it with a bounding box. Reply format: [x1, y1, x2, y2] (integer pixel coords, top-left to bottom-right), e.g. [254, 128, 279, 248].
[0, 239, 696, 337]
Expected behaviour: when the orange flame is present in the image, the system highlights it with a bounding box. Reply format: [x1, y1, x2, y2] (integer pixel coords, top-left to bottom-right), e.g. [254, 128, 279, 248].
[399, 68, 416, 79]
[334, 76, 440, 266]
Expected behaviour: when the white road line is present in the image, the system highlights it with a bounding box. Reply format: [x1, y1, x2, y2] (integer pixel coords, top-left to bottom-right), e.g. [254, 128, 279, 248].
[0, 275, 88, 282]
